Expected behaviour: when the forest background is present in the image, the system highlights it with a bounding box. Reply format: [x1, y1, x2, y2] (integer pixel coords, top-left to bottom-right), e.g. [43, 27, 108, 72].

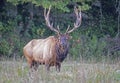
[0, 0, 120, 61]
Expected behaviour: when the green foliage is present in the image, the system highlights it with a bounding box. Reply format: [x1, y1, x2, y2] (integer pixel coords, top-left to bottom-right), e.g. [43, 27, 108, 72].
[101, 17, 117, 37]
[7, 0, 92, 12]
[0, 19, 24, 57]
[81, 2, 91, 11]
[0, 39, 12, 56]
[36, 28, 45, 37]
[70, 31, 107, 61]
[0, 0, 119, 61]
[0, 21, 16, 57]
[0, 22, 13, 34]
[114, 72, 120, 81]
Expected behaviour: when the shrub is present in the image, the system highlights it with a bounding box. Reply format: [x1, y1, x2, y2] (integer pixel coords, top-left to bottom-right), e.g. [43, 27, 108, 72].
[70, 31, 107, 61]
[0, 39, 13, 57]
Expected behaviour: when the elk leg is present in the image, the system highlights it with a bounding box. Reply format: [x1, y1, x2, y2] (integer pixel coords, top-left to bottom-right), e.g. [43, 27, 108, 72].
[27, 59, 33, 69]
[31, 61, 39, 71]
[27, 60, 34, 72]
[45, 64, 50, 71]
[45, 60, 51, 71]
[56, 62, 61, 72]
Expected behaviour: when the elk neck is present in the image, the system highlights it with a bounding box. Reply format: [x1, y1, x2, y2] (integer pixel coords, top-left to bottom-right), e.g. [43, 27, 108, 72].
[55, 36, 69, 62]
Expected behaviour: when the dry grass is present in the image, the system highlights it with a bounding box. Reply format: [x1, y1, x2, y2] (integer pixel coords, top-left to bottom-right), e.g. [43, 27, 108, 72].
[0, 59, 120, 83]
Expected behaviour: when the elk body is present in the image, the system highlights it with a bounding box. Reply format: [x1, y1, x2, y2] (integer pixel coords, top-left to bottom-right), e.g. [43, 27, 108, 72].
[23, 6, 82, 72]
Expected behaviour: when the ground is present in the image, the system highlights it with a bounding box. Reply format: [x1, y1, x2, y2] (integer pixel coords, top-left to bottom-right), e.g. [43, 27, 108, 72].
[0, 59, 120, 83]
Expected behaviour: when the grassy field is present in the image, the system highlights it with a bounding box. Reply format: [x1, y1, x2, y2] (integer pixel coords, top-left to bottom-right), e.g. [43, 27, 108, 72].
[0, 59, 120, 83]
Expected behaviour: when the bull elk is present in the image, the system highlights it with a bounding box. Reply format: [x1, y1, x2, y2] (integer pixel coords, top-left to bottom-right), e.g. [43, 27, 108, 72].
[23, 6, 82, 72]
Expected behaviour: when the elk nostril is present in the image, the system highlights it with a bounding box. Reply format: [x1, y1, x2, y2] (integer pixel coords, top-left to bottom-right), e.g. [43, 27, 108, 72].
[62, 42, 66, 46]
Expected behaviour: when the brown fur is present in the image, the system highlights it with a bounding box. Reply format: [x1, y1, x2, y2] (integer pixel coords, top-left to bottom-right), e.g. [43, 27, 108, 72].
[23, 6, 82, 72]
[23, 36, 60, 71]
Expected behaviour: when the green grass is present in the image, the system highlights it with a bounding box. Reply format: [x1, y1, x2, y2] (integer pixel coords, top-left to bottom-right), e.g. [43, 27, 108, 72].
[0, 59, 120, 83]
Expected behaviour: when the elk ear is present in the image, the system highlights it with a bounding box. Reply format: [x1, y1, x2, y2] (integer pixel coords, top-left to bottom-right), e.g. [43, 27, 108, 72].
[69, 35, 72, 39]
[67, 35, 72, 40]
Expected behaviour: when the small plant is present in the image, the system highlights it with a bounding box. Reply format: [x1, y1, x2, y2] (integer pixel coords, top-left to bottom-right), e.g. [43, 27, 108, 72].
[0, 39, 12, 57]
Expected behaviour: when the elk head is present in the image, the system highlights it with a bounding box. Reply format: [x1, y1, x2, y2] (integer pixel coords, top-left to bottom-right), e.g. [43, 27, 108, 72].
[44, 6, 82, 48]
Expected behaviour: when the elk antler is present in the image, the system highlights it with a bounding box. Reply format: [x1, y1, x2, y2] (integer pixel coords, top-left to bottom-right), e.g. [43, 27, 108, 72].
[66, 6, 82, 34]
[44, 6, 60, 34]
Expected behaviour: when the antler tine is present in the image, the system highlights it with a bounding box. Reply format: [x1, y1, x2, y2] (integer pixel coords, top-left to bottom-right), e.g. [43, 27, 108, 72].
[65, 25, 70, 34]
[67, 6, 82, 34]
[44, 6, 59, 34]
[57, 25, 61, 33]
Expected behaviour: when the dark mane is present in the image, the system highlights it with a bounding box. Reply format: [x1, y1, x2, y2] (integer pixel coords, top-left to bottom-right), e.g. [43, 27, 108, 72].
[56, 42, 69, 62]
